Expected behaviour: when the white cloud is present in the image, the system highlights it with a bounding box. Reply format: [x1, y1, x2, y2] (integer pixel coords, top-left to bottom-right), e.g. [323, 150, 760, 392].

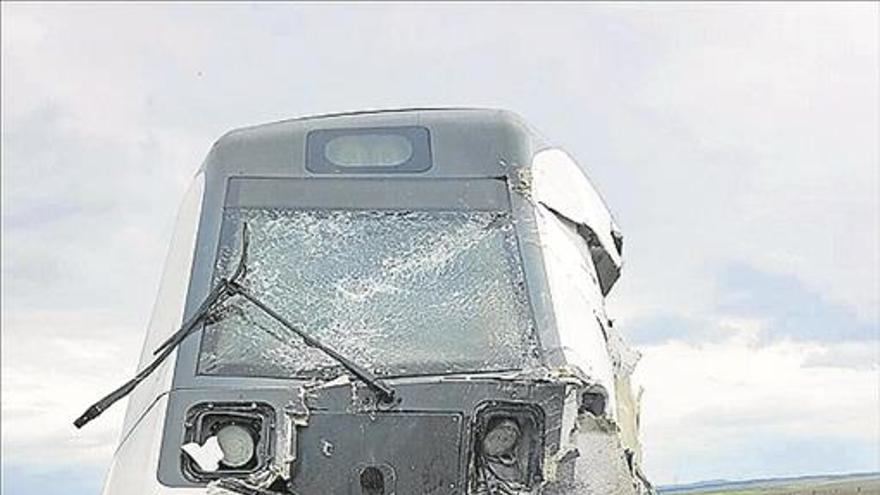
[802, 341, 880, 371]
[1, 311, 138, 469]
[607, 4, 879, 321]
[635, 326, 880, 483]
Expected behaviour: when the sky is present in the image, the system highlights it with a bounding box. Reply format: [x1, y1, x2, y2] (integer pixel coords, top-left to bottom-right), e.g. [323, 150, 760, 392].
[1, 3, 878, 494]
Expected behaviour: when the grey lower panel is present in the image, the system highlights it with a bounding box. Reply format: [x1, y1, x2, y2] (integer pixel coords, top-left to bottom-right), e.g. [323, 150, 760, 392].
[290, 412, 464, 495]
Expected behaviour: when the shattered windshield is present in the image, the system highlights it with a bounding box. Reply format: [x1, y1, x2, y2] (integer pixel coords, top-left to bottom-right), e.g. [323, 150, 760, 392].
[198, 208, 536, 379]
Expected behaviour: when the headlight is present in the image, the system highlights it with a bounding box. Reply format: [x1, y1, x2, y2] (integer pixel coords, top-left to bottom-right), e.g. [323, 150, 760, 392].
[481, 419, 521, 457]
[216, 424, 256, 468]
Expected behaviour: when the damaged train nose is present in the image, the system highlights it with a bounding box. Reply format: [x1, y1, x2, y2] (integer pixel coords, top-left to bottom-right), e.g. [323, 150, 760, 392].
[77, 109, 653, 495]
[175, 378, 648, 495]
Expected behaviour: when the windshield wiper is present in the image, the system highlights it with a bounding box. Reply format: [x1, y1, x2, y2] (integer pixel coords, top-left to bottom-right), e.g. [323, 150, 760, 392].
[225, 281, 397, 403]
[74, 223, 396, 429]
[73, 228, 249, 429]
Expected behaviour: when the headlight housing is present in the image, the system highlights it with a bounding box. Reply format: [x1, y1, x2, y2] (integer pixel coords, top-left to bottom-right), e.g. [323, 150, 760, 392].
[472, 401, 544, 490]
[181, 402, 275, 481]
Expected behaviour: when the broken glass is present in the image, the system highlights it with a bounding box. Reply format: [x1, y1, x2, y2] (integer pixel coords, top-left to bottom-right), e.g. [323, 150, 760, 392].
[198, 208, 537, 379]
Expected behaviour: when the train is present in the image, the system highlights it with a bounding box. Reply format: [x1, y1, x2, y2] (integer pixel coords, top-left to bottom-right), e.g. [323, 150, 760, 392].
[75, 108, 652, 495]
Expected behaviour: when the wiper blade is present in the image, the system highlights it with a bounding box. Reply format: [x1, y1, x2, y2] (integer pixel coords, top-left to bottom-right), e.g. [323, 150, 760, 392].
[74, 223, 396, 429]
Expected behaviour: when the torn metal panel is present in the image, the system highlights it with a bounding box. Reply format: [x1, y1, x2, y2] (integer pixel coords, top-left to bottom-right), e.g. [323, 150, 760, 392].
[531, 148, 623, 295]
[543, 414, 643, 495]
[606, 326, 645, 467]
[273, 389, 310, 479]
[606, 326, 642, 378]
[510, 167, 534, 200]
[541, 385, 582, 484]
[534, 202, 617, 418]
[614, 373, 645, 469]
[539, 380, 650, 495]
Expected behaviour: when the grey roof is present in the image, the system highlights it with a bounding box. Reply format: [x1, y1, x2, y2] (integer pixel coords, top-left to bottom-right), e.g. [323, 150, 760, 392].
[202, 108, 550, 178]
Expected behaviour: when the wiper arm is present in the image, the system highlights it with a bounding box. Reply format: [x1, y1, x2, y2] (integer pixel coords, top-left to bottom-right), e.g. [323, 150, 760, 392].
[74, 223, 396, 429]
[226, 280, 397, 404]
[73, 277, 235, 428]
[72, 224, 253, 429]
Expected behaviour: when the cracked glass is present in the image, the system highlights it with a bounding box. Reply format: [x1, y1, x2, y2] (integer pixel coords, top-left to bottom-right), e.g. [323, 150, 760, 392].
[198, 208, 536, 379]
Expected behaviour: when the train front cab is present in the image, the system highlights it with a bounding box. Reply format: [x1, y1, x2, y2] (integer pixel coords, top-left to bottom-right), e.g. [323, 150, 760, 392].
[100, 109, 651, 495]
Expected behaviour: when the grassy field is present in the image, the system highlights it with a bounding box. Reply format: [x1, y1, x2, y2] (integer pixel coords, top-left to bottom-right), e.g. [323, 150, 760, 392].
[660, 474, 880, 495]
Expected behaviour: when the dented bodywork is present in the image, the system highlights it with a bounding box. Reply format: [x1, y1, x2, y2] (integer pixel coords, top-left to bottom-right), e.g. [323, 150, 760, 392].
[89, 109, 651, 494]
